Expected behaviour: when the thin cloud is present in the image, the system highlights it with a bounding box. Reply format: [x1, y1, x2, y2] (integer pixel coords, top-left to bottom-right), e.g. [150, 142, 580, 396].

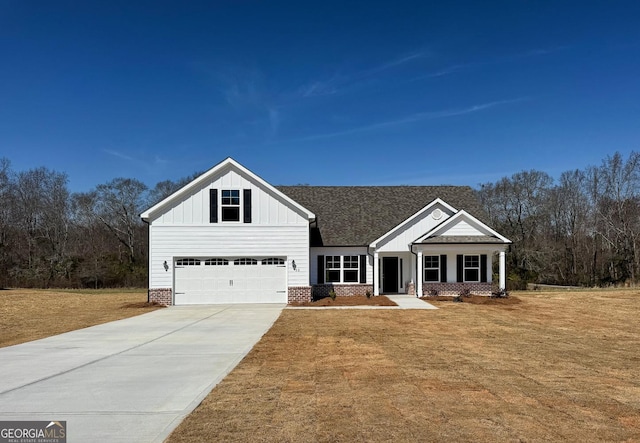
[299, 50, 430, 98]
[365, 51, 430, 76]
[281, 98, 524, 143]
[103, 149, 135, 161]
[414, 46, 572, 81]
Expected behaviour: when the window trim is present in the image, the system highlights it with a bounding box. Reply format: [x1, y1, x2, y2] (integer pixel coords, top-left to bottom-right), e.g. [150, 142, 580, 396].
[221, 189, 241, 222]
[176, 258, 201, 266]
[325, 255, 360, 284]
[234, 258, 258, 265]
[204, 258, 228, 266]
[463, 254, 480, 282]
[423, 255, 440, 282]
[262, 258, 285, 266]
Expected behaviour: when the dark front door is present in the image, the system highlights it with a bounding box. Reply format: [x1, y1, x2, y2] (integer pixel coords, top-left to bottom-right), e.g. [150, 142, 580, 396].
[382, 257, 399, 293]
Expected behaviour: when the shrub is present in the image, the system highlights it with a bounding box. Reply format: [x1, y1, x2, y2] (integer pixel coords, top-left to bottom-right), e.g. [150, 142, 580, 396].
[459, 287, 471, 297]
[452, 295, 463, 303]
[329, 290, 336, 300]
[491, 288, 509, 298]
[365, 290, 372, 299]
[428, 288, 439, 297]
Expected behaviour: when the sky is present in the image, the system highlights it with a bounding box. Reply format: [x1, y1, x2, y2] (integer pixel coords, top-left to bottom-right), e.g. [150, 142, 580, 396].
[1, 1, 640, 192]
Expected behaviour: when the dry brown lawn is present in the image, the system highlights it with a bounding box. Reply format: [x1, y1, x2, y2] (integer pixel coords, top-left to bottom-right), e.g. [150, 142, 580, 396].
[0, 288, 162, 348]
[168, 289, 640, 442]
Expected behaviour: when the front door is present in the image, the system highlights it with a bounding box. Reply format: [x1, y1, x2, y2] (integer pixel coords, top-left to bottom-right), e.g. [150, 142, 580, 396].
[382, 257, 399, 293]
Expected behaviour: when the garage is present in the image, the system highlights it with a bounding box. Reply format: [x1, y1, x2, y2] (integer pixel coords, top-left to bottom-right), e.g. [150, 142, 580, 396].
[174, 257, 287, 304]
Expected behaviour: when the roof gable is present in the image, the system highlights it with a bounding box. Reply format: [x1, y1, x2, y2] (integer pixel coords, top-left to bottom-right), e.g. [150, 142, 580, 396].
[141, 158, 315, 222]
[415, 210, 511, 244]
[277, 186, 487, 246]
[370, 198, 457, 249]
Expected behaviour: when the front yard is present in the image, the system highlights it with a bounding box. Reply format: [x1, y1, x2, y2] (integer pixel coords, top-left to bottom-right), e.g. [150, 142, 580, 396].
[0, 288, 161, 348]
[168, 289, 640, 442]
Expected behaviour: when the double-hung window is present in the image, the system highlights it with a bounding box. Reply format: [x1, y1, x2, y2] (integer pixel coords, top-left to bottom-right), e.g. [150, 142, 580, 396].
[325, 255, 360, 283]
[424, 256, 440, 282]
[221, 190, 240, 221]
[325, 256, 341, 283]
[343, 256, 359, 282]
[464, 255, 480, 282]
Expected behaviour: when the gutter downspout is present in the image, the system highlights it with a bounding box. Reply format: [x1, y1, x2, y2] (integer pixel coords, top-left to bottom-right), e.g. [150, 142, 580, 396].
[410, 243, 419, 298]
[141, 217, 151, 303]
[367, 245, 375, 295]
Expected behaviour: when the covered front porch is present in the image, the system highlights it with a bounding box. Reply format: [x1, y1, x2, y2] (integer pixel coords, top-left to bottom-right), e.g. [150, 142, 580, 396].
[372, 247, 507, 297]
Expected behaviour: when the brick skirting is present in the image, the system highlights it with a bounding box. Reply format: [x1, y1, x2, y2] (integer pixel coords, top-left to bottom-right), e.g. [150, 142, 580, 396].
[148, 288, 172, 306]
[422, 282, 492, 296]
[311, 284, 374, 300]
[288, 286, 312, 303]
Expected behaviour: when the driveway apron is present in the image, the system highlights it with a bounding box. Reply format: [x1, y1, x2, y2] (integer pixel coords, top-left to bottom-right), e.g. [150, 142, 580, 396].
[0, 304, 284, 443]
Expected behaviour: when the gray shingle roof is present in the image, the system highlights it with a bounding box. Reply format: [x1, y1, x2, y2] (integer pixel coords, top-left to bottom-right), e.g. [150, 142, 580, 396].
[276, 186, 486, 246]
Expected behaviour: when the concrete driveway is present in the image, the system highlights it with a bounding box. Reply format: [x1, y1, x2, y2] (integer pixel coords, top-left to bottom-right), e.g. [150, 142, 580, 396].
[0, 304, 284, 443]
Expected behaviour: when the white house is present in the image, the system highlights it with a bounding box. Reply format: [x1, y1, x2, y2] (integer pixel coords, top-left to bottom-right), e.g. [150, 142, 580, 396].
[141, 158, 511, 305]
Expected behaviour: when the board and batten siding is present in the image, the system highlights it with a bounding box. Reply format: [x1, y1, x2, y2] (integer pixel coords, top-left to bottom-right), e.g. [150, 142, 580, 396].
[149, 224, 310, 289]
[152, 169, 307, 226]
[442, 219, 486, 236]
[376, 205, 455, 252]
[310, 246, 372, 285]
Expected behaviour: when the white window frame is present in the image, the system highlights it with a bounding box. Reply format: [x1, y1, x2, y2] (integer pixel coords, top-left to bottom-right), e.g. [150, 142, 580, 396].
[423, 255, 440, 282]
[176, 258, 201, 266]
[234, 258, 257, 265]
[464, 255, 480, 282]
[325, 255, 359, 284]
[204, 258, 228, 266]
[221, 189, 241, 222]
[262, 258, 285, 265]
[343, 255, 359, 283]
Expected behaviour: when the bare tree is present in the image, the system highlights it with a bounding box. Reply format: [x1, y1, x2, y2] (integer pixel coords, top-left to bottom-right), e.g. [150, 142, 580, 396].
[11, 167, 71, 286]
[93, 178, 148, 264]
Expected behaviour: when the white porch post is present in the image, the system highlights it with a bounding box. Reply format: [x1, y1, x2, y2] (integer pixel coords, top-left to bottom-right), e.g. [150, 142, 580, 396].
[417, 250, 423, 298]
[373, 251, 380, 296]
[499, 250, 506, 290]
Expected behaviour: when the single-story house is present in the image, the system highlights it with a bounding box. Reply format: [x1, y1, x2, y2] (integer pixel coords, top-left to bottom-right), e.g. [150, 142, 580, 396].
[140, 157, 511, 305]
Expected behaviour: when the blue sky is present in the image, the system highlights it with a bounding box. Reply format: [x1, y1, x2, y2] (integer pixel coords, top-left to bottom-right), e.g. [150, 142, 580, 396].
[1, 1, 640, 191]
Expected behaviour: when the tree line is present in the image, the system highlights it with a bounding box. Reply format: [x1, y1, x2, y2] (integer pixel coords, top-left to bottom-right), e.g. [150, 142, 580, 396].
[1, 151, 639, 289]
[479, 151, 640, 289]
[0, 157, 198, 288]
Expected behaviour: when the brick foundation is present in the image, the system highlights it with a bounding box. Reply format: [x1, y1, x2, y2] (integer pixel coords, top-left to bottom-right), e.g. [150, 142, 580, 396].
[311, 284, 374, 300]
[148, 288, 173, 306]
[422, 282, 492, 296]
[288, 286, 312, 304]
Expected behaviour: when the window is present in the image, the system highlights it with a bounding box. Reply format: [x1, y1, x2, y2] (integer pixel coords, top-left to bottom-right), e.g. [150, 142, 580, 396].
[324, 255, 360, 283]
[234, 258, 258, 265]
[262, 258, 285, 265]
[424, 256, 440, 282]
[325, 256, 341, 282]
[464, 255, 480, 282]
[176, 258, 200, 266]
[204, 258, 228, 266]
[343, 256, 359, 282]
[221, 190, 240, 221]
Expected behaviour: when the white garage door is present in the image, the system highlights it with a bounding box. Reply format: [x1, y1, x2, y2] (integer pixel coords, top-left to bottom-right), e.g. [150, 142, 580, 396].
[174, 257, 287, 304]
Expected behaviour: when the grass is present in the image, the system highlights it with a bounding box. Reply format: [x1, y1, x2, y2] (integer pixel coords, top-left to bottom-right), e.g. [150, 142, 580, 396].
[168, 289, 640, 442]
[0, 288, 162, 348]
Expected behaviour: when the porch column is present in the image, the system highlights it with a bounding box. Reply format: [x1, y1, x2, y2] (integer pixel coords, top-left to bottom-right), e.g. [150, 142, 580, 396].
[416, 250, 423, 298]
[373, 251, 380, 296]
[499, 250, 506, 290]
